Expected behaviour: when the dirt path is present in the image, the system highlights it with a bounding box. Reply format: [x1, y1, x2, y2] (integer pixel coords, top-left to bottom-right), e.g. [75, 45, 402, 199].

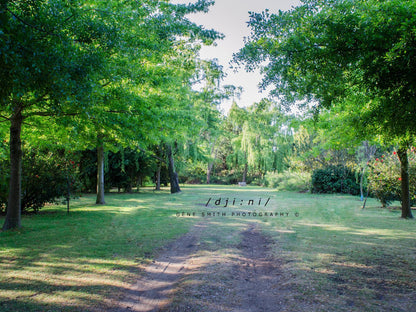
[113, 223, 207, 312]
[112, 222, 292, 312]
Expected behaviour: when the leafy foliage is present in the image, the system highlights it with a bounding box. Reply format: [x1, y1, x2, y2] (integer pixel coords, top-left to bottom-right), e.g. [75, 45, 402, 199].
[1, 0, 225, 228]
[77, 148, 161, 193]
[368, 149, 416, 207]
[1, 148, 81, 214]
[236, 0, 416, 136]
[290, 123, 359, 173]
[223, 100, 293, 183]
[311, 165, 360, 195]
[264, 171, 311, 192]
[235, 0, 416, 217]
[107, 148, 155, 192]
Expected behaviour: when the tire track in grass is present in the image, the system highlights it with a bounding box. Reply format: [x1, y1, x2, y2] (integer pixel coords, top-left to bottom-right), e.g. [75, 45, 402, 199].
[113, 222, 293, 312]
[113, 223, 207, 312]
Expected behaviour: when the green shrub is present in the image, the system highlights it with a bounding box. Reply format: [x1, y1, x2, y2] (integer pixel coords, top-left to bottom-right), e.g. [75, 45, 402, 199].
[78, 149, 97, 193]
[180, 162, 206, 184]
[78, 148, 158, 192]
[311, 165, 360, 195]
[21, 149, 82, 213]
[0, 149, 82, 214]
[264, 171, 311, 192]
[367, 149, 416, 207]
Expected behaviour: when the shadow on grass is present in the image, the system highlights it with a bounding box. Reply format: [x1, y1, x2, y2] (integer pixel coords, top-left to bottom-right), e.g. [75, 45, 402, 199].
[0, 190, 199, 312]
[269, 213, 416, 311]
[115, 220, 287, 312]
[1, 188, 415, 311]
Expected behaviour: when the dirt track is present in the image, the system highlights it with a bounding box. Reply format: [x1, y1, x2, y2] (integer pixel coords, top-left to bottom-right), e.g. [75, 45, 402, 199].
[112, 222, 293, 312]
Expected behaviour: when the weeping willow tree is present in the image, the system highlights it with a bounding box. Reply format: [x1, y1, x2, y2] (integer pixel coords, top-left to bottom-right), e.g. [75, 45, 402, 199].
[226, 99, 293, 183]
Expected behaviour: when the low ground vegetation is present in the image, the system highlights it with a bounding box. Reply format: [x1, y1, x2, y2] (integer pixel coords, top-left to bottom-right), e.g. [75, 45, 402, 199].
[263, 171, 311, 192]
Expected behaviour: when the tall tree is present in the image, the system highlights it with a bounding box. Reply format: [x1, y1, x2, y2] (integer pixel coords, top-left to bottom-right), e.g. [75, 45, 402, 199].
[0, 0, 113, 230]
[225, 100, 292, 183]
[235, 0, 416, 218]
[85, 0, 222, 201]
[191, 60, 233, 184]
[244, 99, 292, 176]
[1, 0, 222, 229]
[227, 102, 249, 182]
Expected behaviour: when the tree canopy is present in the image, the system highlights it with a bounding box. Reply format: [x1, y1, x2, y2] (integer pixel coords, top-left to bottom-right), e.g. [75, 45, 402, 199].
[235, 0, 416, 218]
[0, 0, 223, 230]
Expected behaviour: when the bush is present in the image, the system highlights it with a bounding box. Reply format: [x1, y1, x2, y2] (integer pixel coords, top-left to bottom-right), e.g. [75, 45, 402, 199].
[78, 149, 97, 193]
[208, 169, 241, 185]
[78, 148, 158, 192]
[21, 149, 81, 213]
[180, 162, 206, 184]
[367, 149, 416, 207]
[311, 165, 360, 195]
[0, 148, 82, 214]
[264, 171, 311, 192]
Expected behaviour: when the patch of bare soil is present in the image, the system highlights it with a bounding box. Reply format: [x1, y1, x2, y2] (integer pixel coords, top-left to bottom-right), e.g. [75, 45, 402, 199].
[110, 220, 416, 312]
[111, 222, 305, 312]
[112, 223, 207, 312]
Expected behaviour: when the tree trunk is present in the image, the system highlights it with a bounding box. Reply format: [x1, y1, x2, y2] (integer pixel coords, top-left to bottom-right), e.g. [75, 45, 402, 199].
[96, 135, 106, 204]
[167, 144, 181, 194]
[242, 162, 248, 183]
[206, 138, 217, 185]
[155, 165, 161, 190]
[2, 110, 23, 231]
[397, 147, 414, 219]
[207, 162, 213, 184]
[360, 167, 365, 201]
[241, 150, 248, 183]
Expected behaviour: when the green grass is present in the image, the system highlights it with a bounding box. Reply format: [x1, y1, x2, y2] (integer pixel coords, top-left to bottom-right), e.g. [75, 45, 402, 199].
[0, 187, 196, 312]
[260, 192, 416, 311]
[0, 185, 415, 311]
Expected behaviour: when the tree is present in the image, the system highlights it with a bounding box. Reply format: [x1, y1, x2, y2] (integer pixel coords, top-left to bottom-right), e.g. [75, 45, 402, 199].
[85, 0, 222, 201]
[235, 0, 416, 218]
[244, 99, 292, 177]
[226, 99, 292, 183]
[227, 102, 249, 182]
[1, 0, 113, 230]
[191, 60, 233, 184]
[1, 0, 223, 229]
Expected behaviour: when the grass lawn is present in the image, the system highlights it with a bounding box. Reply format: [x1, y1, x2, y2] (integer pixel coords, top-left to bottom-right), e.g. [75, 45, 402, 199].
[0, 185, 415, 311]
[262, 192, 416, 311]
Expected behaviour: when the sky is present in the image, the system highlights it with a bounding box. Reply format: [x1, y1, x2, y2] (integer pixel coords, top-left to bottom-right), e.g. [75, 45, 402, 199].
[171, 0, 301, 113]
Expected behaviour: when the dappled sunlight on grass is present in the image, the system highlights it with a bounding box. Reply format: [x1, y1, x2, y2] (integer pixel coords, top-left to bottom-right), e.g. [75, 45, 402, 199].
[295, 221, 415, 240]
[0, 254, 136, 311]
[1, 186, 415, 311]
[260, 191, 416, 311]
[0, 189, 200, 311]
[332, 261, 375, 269]
[296, 222, 352, 231]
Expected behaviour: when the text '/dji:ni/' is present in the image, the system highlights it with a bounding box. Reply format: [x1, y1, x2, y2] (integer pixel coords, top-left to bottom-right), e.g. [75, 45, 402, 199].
[205, 197, 270, 208]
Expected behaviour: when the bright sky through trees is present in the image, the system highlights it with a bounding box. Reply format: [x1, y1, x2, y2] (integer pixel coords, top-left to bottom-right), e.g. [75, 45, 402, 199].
[171, 0, 301, 113]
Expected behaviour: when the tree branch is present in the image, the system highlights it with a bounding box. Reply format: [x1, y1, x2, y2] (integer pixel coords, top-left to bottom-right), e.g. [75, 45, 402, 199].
[137, 146, 165, 163]
[25, 111, 80, 118]
[6, 7, 55, 36]
[100, 80, 113, 88]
